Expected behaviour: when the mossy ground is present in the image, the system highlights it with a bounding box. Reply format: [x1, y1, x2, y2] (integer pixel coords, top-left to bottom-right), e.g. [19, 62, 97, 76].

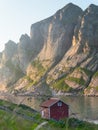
[52, 76, 71, 92]
[0, 100, 43, 130]
[40, 118, 98, 130]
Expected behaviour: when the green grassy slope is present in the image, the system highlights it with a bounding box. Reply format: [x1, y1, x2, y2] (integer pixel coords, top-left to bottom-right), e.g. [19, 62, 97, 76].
[0, 100, 98, 130]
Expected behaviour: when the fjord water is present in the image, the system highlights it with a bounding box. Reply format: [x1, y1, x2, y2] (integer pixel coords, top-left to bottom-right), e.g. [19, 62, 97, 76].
[22, 96, 98, 122]
[60, 96, 98, 120]
[1, 94, 97, 122]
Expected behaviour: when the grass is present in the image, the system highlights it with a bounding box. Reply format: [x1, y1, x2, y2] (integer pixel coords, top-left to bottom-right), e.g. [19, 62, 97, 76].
[31, 59, 45, 74]
[39, 118, 98, 130]
[67, 77, 85, 85]
[0, 110, 33, 130]
[52, 67, 91, 92]
[23, 76, 34, 89]
[52, 76, 71, 92]
[94, 71, 98, 77]
[20, 76, 40, 91]
[85, 85, 98, 92]
[31, 59, 46, 81]
[79, 68, 93, 76]
[0, 100, 43, 130]
[95, 86, 98, 91]
[0, 110, 42, 130]
[24, 76, 33, 82]
[0, 100, 98, 130]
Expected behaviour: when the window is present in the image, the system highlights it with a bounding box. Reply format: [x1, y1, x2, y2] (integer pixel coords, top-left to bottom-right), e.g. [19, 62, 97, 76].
[57, 101, 62, 106]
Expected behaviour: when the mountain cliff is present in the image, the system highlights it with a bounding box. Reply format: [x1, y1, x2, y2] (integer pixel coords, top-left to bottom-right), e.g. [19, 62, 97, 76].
[0, 3, 98, 96]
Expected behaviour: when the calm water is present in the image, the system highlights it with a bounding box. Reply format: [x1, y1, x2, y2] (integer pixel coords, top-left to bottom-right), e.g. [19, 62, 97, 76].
[60, 96, 98, 120]
[1, 94, 98, 122]
[21, 96, 98, 121]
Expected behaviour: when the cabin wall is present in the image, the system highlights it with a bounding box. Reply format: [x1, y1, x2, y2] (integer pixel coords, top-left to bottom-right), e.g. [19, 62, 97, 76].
[41, 108, 50, 119]
[50, 102, 69, 120]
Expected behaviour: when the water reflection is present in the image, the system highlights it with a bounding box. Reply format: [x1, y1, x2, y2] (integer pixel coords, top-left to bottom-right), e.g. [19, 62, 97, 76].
[18, 96, 98, 120]
[58, 96, 98, 120]
[23, 96, 98, 120]
[3, 94, 98, 120]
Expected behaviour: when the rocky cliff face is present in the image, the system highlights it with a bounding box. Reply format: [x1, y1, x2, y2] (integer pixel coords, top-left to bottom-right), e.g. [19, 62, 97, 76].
[47, 4, 98, 95]
[33, 3, 82, 66]
[0, 3, 98, 96]
[27, 3, 83, 82]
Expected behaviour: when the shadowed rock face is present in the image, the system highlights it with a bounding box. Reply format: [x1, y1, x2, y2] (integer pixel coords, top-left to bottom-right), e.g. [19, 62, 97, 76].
[17, 34, 33, 71]
[2, 40, 17, 63]
[0, 3, 98, 95]
[73, 4, 98, 52]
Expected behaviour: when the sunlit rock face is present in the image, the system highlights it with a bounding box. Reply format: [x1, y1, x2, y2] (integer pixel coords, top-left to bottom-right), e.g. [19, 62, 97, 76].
[1, 3, 98, 95]
[30, 3, 82, 68]
[46, 4, 98, 95]
[27, 3, 82, 82]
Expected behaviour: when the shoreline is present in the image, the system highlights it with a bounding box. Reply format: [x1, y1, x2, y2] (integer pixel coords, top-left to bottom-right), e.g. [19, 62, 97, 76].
[52, 91, 98, 97]
[0, 92, 98, 124]
[83, 118, 98, 124]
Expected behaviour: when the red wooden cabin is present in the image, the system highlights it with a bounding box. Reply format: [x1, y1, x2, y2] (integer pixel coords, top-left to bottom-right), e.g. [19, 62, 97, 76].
[40, 98, 69, 120]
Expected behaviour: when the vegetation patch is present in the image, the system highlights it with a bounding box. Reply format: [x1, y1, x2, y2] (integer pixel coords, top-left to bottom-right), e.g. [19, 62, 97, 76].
[79, 67, 93, 76]
[52, 76, 71, 92]
[95, 86, 98, 91]
[31, 59, 45, 72]
[41, 118, 98, 130]
[0, 100, 98, 130]
[22, 75, 44, 91]
[86, 86, 92, 90]
[23, 76, 34, 89]
[94, 71, 98, 77]
[31, 59, 46, 77]
[0, 100, 43, 130]
[67, 76, 85, 85]
[24, 76, 33, 82]
[0, 110, 40, 130]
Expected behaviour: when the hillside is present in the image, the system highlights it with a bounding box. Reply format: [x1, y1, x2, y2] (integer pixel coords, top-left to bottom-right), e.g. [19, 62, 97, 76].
[0, 3, 98, 96]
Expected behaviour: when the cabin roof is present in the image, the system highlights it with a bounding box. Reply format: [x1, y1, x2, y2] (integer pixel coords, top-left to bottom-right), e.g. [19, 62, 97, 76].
[40, 98, 68, 108]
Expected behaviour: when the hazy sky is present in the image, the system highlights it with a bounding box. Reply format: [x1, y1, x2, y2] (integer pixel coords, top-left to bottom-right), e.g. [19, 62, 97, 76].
[0, 0, 98, 52]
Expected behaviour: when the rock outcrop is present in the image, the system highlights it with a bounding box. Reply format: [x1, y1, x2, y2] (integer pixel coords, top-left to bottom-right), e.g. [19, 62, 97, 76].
[0, 3, 98, 96]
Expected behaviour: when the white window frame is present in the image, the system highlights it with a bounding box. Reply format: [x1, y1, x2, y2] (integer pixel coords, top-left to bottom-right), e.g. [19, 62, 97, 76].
[57, 102, 62, 106]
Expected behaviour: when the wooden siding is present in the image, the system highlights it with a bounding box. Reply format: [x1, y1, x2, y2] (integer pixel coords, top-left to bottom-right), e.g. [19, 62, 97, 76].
[41, 99, 69, 120]
[41, 108, 50, 119]
[50, 101, 69, 120]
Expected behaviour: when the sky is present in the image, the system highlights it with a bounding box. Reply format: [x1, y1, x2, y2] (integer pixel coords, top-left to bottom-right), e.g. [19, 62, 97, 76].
[0, 0, 98, 52]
